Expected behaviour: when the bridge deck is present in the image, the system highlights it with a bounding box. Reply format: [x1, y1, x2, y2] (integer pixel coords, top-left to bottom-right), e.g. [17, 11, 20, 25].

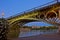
[10, 33, 60, 40]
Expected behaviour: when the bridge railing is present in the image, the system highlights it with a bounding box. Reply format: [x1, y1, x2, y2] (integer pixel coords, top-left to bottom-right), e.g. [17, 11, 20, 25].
[7, 0, 57, 19]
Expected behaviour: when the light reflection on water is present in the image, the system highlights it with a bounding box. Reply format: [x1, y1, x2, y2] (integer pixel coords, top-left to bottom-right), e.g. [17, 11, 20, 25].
[19, 29, 58, 37]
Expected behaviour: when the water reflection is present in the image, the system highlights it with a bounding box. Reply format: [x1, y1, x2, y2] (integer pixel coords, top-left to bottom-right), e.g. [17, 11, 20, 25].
[19, 29, 58, 37]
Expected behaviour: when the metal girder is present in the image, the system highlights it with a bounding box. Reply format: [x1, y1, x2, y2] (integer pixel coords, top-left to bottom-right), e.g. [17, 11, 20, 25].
[6, 2, 60, 26]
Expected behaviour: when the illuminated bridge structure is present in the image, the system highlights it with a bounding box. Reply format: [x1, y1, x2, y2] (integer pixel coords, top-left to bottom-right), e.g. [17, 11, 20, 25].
[6, 0, 60, 38]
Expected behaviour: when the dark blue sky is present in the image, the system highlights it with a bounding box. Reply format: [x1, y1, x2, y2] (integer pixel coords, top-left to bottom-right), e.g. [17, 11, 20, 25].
[0, 0, 56, 26]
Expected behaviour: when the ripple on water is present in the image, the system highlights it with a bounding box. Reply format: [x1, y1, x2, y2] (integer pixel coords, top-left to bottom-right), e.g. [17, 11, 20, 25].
[19, 29, 58, 37]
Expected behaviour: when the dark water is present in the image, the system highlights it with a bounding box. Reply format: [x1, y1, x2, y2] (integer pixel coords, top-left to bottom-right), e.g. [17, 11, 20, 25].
[19, 29, 58, 37]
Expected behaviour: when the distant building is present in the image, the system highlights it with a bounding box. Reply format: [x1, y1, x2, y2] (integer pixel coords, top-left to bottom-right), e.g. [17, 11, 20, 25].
[32, 26, 40, 28]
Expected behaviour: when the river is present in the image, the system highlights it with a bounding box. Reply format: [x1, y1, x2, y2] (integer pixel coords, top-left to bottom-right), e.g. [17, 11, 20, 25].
[19, 29, 58, 37]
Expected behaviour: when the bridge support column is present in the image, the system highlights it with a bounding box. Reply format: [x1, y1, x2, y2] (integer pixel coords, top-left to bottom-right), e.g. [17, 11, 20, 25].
[58, 9, 60, 33]
[58, 26, 60, 33]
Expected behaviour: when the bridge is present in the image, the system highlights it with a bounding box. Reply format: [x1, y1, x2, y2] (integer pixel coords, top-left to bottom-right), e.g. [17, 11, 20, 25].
[7, 1, 60, 25]
[1, 0, 60, 38]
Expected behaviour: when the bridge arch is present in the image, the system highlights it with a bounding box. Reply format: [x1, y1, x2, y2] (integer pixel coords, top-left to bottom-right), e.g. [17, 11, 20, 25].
[8, 18, 43, 38]
[46, 11, 57, 19]
[13, 19, 40, 26]
[39, 14, 45, 19]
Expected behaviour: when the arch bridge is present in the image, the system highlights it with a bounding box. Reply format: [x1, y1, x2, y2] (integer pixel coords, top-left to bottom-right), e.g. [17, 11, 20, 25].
[6, 1, 60, 38]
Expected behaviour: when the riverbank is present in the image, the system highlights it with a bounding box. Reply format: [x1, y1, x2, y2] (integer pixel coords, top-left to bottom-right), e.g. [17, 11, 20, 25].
[11, 33, 60, 40]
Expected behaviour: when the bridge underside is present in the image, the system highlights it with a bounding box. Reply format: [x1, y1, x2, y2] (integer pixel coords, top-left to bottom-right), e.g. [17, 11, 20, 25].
[8, 2, 60, 26]
[7, 2, 60, 38]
